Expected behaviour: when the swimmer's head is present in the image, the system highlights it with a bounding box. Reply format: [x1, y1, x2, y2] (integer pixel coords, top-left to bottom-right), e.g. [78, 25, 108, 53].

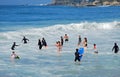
[12, 51, 15, 53]
[94, 44, 96, 46]
[76, 48, 78, 51]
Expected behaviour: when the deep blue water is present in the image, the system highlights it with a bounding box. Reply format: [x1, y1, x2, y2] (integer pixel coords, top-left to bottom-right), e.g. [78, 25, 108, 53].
[0, 5, 120, 31]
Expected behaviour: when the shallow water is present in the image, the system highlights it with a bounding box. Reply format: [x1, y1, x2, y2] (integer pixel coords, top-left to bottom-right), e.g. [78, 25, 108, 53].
[0, 28, 120, 77]
[0, 5, 120, 77]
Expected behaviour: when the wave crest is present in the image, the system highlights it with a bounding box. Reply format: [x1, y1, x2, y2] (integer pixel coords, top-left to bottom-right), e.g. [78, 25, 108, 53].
[52, 21, 120, 30]
[0, 21, 120, 40]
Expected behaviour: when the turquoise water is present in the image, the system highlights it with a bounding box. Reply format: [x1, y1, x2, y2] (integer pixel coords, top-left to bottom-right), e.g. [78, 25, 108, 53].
[0, 5, 120, 77]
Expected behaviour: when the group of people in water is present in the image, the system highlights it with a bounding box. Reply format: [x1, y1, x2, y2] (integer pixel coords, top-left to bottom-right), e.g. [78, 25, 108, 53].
[74, 41, 119, 63]
[11, 36, 48, 60]
[11, 36, 29, 50]
[10, 34, 119, 64]
[11, 36, 48, 50]
[11, 36, 29, 60]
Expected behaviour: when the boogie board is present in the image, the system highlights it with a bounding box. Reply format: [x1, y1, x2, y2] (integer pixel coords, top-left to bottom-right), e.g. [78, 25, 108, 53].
[78, 47, 84, 55]
[15, 56, 20, 59]
[78, 48, 84, 60]
[79, 55, 83, 60]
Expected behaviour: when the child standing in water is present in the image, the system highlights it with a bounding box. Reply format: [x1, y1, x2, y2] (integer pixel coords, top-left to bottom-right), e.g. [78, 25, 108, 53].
[11, 51, 20, 63]
[74, 49, 80, 62]
[11, 51, 20, 61]
[93, 44, 98, 54]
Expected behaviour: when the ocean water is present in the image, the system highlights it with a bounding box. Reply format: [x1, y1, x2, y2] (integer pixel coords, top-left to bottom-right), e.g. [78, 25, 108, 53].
[0, 5, 120, 77]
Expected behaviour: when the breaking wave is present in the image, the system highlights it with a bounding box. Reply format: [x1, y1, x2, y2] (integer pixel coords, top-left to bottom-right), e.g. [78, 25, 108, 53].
[0, 21, 120, 40]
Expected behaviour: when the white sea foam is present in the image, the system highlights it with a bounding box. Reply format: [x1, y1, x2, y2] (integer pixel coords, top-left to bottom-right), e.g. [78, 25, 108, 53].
[0, 21, 120, 40]
[0, 22, 119, 44]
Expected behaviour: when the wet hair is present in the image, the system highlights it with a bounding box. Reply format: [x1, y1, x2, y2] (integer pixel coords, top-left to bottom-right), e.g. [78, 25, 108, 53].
[84, 37, 87, 42]
[115, 43, 117, 46]
[76, 48, 78, 52]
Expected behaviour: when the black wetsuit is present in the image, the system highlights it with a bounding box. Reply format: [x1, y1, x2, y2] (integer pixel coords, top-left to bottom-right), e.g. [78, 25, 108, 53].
[42, 38, 47, 47]
[38, 40, 42, 50]
[11, 42, 19, 50]
[61, 37, 64, 46]
[22, 37, 29, 44]
[74, 51, 80, 62]
[112, 45, 119, 53]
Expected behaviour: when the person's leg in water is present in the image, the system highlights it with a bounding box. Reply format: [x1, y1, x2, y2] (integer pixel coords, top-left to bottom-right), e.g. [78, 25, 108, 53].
[79, 55, 83, 61]
[74, 57, 80, 62]
[74, 57, 77, 62]
[39, 44, 42, 50]
[115, 50, 118, 53]
[11, 47, 14, 50]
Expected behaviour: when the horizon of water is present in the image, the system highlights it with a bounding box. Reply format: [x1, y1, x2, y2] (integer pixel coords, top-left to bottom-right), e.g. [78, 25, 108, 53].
[0, 5, 120, 77]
